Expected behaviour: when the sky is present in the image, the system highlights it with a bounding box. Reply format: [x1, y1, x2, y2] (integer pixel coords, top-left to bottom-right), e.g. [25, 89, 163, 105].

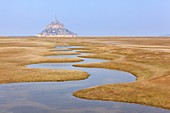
[0, 0, 169, 36]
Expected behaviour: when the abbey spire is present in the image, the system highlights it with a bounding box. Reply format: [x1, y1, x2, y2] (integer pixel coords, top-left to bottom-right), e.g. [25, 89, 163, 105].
[36, 18, 77, 37]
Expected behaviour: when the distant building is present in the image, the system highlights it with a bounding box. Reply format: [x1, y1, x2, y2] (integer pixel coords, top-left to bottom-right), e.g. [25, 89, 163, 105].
[36, 18, 77, 37]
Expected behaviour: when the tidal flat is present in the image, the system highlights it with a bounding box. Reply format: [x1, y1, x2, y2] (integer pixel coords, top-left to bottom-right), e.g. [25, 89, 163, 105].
[0, 36, 170, 112]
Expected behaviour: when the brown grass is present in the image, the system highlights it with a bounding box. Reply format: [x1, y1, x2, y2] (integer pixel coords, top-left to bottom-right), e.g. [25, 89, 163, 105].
[0, 37, 89, 84]
[72, 37, 170, 109]
[1, 36, 170, 109]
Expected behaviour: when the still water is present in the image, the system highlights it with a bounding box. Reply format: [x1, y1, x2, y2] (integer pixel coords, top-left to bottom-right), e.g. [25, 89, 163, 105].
[0, 46, 169, 113]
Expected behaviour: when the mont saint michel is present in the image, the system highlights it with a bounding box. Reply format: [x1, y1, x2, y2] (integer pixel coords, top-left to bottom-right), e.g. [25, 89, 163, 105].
[1, 1, 170, 113]
[36, 18, 77, 37]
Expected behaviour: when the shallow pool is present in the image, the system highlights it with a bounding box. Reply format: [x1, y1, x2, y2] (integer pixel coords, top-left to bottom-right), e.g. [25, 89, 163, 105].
[0, 46, 169, 113]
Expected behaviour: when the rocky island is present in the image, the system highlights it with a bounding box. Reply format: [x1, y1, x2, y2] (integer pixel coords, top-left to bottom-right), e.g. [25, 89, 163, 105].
[36, 18, 77, 37]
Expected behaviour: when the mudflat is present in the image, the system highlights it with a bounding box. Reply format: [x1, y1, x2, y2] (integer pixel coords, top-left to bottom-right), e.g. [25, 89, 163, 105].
[0, 37, 89, 83]
[0, 36, 170, 109]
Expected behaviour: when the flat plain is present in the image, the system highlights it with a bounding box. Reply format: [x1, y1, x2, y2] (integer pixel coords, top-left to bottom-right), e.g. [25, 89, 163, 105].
[0, 36, 170, 109]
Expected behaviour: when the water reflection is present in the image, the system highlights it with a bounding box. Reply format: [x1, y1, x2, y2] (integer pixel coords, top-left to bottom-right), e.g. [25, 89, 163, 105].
[0, 46, 169, 113]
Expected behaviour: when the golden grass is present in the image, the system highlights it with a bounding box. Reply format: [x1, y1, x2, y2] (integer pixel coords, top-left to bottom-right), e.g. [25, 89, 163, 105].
[1, 36, 170, 109]
[72, 37, 170, 109]
[0, 37, 89, 84]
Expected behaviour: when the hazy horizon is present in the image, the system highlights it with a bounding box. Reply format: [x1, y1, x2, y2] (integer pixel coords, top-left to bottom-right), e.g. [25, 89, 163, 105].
[0, 0, 169, 36]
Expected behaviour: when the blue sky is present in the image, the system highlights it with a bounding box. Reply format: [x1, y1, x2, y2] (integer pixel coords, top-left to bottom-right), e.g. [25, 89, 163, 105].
[0, 0, 169, 36]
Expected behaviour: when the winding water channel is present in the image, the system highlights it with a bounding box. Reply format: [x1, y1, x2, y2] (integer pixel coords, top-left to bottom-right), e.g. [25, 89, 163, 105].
[0, 46, 169, 113]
